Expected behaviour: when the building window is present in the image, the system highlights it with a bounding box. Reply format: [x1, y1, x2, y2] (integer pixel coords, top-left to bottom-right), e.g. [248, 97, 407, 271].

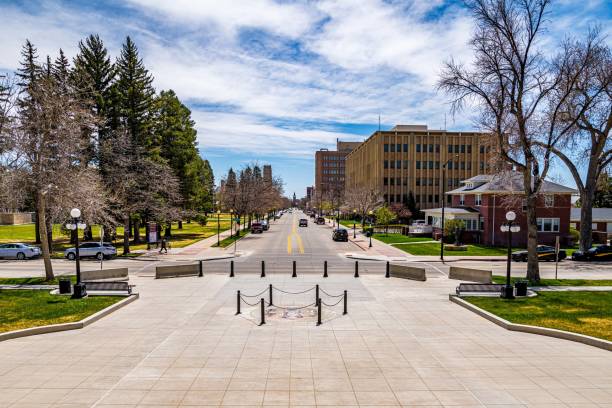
[396, 160, 401, 169]
[402, 178, 408, 186]
[461, 145, 466, 153]
[475, 194, 482, 206]
[467, 162, 472, 170]
[416, 144, 421, 152]
[416, 178, 421, 186]
[416, 194, 420, 203]
[537, 218, 560, 232]
[384, 144, 389, 152]
[434, 195, 439, 203]
[448, 145, 453, 153]
[435, 161, 440, 169]
[447, 160, 452, 169]
[480, 162, 484, 170]
[435, 178, 439, 186]
[459, 194, 465, 205]
[390, 160, 395, 169]
[428, 195, 433, 203]
[467, 145, 472, 154]
[454, 144, 460, 153]
[383, 177, 388, 186]
[390, 144, 395, 152]
[384, 160, 388, 169]
[436, 144, 440, 153]
[403, 143, 408, 152]
[416, 161, 421, 169]
[403, 160, 409, 169]
[397, 144, 401, 152]
[447, 195, 452, 204]
[428, 144, 434, 153]
[429, 161, 434, 169]
[480, 145, 485, 154]
[592, 223, 598, 230]
[460, 161, 465, 170]
[390, 178, 395, 186]
[544, 195, 554, 207]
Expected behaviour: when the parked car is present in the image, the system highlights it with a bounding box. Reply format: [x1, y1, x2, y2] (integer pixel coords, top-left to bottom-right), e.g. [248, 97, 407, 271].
[572, 245, 612, 261]
[261, 220, 269, 231]
[511, 245, 566, 262]
[315, 217, 325, 225]
[299, 218, 308, 227]
[251, 222, 264, 233]
[64, 242, 117, 260]
[332, 229, 349, 242]
[0, 243, 41, 260]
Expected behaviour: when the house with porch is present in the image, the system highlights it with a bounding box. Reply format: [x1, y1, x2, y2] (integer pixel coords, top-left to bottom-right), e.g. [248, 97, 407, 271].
[423, 172, 576, 247]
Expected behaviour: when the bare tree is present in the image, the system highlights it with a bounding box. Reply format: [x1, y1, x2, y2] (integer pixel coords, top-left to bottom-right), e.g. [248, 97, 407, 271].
[343, 185, 383, 227]
[542, 32, 611, 251]
[439, 0, 596, 281]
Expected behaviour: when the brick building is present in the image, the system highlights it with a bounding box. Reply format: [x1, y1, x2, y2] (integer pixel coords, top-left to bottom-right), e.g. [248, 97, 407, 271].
[345, 125, 492, 209]
[423, 173, 576, 246]
[314, 139, 361, 200]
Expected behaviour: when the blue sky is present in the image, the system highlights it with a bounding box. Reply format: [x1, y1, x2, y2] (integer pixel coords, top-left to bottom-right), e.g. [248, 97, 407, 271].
[1, 0, 610, 197]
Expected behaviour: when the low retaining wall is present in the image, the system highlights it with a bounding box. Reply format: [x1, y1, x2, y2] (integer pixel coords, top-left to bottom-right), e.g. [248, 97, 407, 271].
[389, 264, 426, 281]
[0, 294, 138, 342]
[0, 212, 34, 225]
[450, 295, 612, 352]
[155, 263, 200, 279]
[82, 267, 128, 282]
[449, 266, 491, 283]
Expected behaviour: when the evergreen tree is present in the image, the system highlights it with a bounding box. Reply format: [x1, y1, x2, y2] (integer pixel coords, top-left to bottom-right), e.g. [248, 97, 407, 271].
[52, 49, 70, 92]
[115, 36, 155, 150]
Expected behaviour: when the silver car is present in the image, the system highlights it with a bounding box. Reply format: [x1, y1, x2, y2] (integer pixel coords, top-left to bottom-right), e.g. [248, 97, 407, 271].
[0, 243, 41, 260]
[64, 242, 117, 260]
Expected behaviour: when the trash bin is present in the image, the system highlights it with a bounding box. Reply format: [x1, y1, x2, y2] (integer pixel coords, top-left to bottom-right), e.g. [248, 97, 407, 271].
[515, 281, 528, 296]
[59, 277, 71, 294]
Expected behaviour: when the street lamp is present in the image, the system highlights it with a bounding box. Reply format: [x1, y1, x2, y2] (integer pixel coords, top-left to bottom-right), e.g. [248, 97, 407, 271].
[500, 211, 520, 299]
[353, 209, 357, 239]
[216, 210, 221, 247]
[440, 155, 459, 262]
[65, 208, 87, 299]
[368, 210, 374, 248]
[229, 209, 234, 239]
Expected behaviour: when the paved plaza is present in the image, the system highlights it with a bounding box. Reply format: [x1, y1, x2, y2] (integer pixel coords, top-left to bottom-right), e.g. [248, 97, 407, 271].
[1, 212, 612, 407]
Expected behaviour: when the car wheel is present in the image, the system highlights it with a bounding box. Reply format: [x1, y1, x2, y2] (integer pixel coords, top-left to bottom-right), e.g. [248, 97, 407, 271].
[96, 252, 103, 260]
[16, 252, 25, 260]
[67, 253, 76, 261]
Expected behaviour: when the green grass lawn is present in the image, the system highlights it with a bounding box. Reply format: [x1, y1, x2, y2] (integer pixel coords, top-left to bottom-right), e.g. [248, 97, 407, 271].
[392, 242, 516, 256]
[373, 233, 433, 244]
[0, 276, 76, 285]
[0, 217, 233, 257]
[0, 290, 122, 333]
[213, 230, 250, 248]
[491, 276, 612, 286]
[464, 291, 612, 341]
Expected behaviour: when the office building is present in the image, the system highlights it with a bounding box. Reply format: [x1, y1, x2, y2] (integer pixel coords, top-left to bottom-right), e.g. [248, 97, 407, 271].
[314, 139, 361, 200]
[345, 125, 492, 210]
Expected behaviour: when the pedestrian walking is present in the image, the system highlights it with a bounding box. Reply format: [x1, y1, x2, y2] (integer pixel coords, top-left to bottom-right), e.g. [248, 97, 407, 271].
[159, 237, 168, 254]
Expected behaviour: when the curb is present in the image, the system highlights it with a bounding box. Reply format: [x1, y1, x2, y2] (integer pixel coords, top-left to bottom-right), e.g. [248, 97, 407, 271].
[449, 294, 612, 352]
[0, 293, 139, 342]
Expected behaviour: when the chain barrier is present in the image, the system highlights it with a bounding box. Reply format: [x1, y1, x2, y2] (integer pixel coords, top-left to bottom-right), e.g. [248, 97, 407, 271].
[273, 286, 315, 295]
[240, 287, 268, 298]
[239, 296, 262, 307]
[321, 297, 345, 307]
[319, 288, 344, 298]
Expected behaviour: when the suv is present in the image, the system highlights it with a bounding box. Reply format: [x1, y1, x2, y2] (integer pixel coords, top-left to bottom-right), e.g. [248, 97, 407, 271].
[299, 219, 308, 227]
[251, 222, 264, 233]
[261, 220, 269, 231]
[315, 217, 325, 225]
[332, 229, 349, 242]
[64, 242, 117, 260]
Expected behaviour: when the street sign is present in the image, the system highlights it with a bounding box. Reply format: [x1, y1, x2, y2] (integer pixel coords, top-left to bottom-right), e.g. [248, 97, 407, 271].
[148, 223, 158, 244]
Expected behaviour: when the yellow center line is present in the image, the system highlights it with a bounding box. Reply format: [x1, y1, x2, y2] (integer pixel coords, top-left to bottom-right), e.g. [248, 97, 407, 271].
[287, 213, 304, 254]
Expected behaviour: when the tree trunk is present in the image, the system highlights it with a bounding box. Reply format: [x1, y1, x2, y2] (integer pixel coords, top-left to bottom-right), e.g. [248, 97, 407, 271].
[165, 223, 172, 237]
[525, 193, 540, 282]
[83, 225, 93, 241]
[35, 210, 41, 244]
[178, 220, 183, 229]
[128, 217, 133, 238]
[37, 193, 54, 281]
[579, 189, 594, 252]
[133, 219, 141, 244]
[45, 215, 53, 254]
[123, 215, 130, 255]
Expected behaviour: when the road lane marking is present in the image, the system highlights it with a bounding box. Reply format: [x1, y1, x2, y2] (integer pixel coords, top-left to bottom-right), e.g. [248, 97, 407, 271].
[287, 213, 305, 254]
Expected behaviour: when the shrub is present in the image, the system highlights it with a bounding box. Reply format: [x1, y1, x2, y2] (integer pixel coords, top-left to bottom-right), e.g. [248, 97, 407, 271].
[444, 219, 466, 243]
[194, 214, 208, 226]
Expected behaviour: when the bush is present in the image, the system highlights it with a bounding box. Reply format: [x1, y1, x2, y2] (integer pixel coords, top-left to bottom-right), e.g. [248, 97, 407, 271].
[569, 227, 579, 243]
[444, 219, 466, 243]
[194, 214, 208, 226]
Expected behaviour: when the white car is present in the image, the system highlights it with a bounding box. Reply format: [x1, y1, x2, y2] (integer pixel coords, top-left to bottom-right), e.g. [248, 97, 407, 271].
[0, 243, 41, 260]
[64, 242, 117, 260]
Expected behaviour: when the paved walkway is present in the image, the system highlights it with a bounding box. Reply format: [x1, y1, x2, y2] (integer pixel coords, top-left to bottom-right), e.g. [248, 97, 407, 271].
[1, 273, 611, 407]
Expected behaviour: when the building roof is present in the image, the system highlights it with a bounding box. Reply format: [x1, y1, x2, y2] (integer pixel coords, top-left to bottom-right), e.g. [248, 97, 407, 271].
[570, 207, 612, 222]
[423, 207, 480, 215]
[447, 172, 577, 195]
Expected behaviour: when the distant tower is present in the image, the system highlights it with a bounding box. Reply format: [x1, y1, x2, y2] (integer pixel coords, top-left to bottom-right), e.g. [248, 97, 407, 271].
[263, 165, 272, 184]
[292, 192, 297, 206]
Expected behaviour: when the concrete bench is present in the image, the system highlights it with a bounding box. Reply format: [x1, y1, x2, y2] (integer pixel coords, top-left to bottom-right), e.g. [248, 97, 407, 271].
[389, 264, 427, 281]
[155, 263, 201, 279]
[456, 283, 503, 296]
[81, 267, 128, 282]
[448, 266, 492, 283]
[84, 281, 132, 294]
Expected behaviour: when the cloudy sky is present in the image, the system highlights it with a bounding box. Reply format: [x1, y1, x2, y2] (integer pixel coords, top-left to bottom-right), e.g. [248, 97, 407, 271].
[1, 0, 610, 196]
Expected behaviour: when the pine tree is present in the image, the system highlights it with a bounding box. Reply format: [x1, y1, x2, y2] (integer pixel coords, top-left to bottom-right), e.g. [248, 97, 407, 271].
[115, 36, 155, 150]
[52, 49, 70, 92]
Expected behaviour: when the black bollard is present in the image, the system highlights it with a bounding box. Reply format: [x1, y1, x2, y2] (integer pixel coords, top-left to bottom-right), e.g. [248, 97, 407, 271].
[198, 260, 203, 277]
[236, 290, 241, 315]
[385, 261, 390, 278]
[292, 260, 297, 277]
[230, 260, 234, 277]
[261, 260, 266, 278]
[354, 261, 359, 278]
[323, 260, 328, 278]
[260, 298, 266, 326]
[315, 284, 319, 305]
[317, 298, 322, 326]
[269, 284, 273, 306]
[343, 290, 348, 315]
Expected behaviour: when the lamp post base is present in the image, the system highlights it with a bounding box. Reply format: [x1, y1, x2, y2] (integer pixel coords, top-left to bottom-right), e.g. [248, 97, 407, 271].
[72, 283, 87, 299]
[500, 286, 515, 299]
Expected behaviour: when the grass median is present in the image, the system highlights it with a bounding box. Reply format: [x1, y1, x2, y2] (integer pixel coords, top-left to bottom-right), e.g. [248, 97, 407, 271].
[492, 276, 612, 286]
[0, 290, 122, 333]
[464, 291, 612, 341]
[213, 230, 250, 248]
[373, 233, 433, 244]
[0, 276, 76, 285]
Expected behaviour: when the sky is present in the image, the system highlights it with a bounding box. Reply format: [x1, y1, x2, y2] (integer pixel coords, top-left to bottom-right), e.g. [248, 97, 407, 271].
[1, 0, 610, 197]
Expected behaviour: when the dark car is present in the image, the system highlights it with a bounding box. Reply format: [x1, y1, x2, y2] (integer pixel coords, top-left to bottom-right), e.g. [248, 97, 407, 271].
[315, 217, 325, 225]
[572, 245, 612, 261]
[251, 222, 264, 233]
[299, 219, 308, 227]
[261, 220, 269, 231]
[511, 245, 566, 262]
[332, 229, 349, 242]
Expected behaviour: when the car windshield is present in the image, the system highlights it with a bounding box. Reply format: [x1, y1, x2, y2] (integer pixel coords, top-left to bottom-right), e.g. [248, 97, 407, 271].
[587, 247, 598, 252]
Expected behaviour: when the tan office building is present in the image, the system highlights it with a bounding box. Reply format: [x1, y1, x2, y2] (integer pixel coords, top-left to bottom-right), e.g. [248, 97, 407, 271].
[345, 125, 491, 209]
[314, 139, 361, 199]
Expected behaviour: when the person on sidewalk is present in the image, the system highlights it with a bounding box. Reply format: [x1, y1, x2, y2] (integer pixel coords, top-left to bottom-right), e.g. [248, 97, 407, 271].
[159, 237, 168, 254]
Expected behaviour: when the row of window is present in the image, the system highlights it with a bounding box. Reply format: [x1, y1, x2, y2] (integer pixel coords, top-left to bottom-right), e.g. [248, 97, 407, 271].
[537, 218, 560, 232]
[382, 177, 462, 188]
[322, 156, 343, 161]
[414, 160, 473, 170]
[459, 194, 482, 206]
[383, 143, 492, 154]
[322, 169, 344, 174]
